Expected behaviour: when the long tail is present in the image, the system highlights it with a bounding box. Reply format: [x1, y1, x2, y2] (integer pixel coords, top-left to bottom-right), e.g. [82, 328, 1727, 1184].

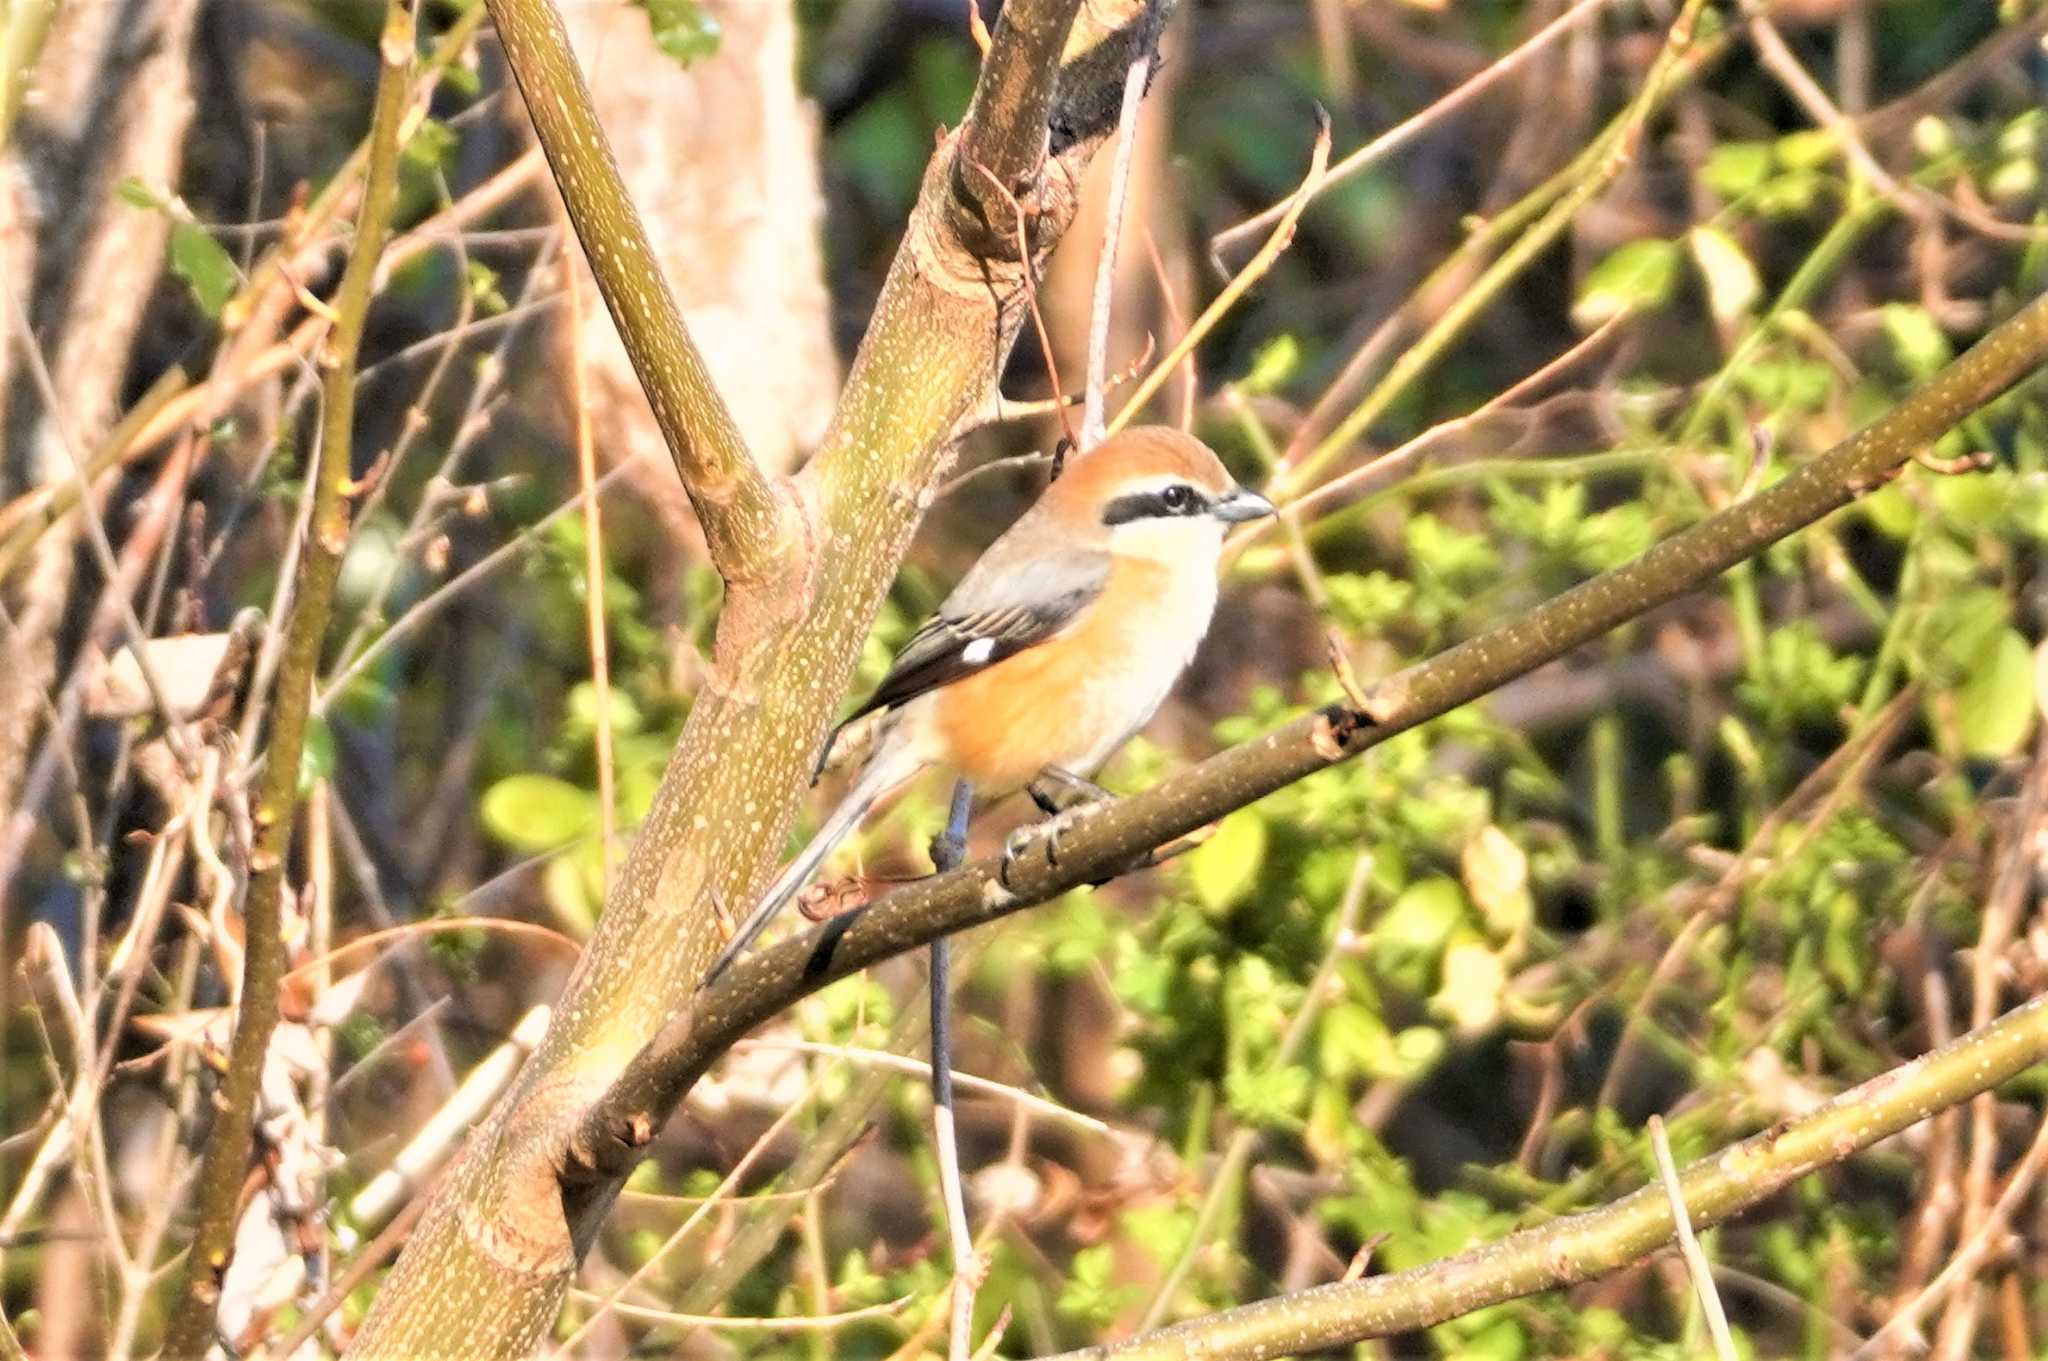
[702, 743, 923, 985]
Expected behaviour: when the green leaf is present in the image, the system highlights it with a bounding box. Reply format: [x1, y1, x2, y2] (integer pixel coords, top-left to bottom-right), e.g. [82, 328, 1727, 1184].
[1431, 936, 1506, 1035]
[299, 716, 335, 792]
[116, 176, 168, 211]
[463, 258, 507, 315]
[1571, 238, 1681, 329]
[1700, 141, 1774, 200]
[480, 773, 598, 851]
[1056, 1245, 1139, 1327]
[1239, 334, 1301, 395]
[1881, 303, 1954, 379]
[170, 221, 237, 318]
[1689, 225, 1761, 326]
[1325, 571, 1416, 637]
[404, 116, 458, 171]
[1918, 587, 2011, 683]
[1371, 876, 1469, 992]
[1185, 809, 1267, 913]
[635, 0, 721, 66]
[1957, 627, 2036, 758]
[566, 681, 643, 740]
[1775, 128, 1838, 171]
[1223, 1062, 1311, 1130]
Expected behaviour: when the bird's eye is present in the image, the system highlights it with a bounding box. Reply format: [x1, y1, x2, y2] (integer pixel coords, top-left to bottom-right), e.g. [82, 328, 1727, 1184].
[1160, 484, 1195, 513]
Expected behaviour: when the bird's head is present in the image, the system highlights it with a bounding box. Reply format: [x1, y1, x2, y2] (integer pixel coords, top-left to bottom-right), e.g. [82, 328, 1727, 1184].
[1044, 427, 1274, 564]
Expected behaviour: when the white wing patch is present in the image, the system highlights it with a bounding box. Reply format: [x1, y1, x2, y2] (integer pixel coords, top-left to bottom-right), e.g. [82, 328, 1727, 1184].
[961, 637, 997, 665]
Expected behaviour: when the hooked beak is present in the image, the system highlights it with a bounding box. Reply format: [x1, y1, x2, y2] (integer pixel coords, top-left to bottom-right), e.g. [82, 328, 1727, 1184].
[1212, 486, 1276, 523]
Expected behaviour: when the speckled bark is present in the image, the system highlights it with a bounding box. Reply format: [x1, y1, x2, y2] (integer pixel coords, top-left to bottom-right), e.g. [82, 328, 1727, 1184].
[344, 3, 1171, 1355]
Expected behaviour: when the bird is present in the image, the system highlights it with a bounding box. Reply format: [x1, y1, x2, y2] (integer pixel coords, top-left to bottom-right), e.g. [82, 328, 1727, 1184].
[704, 425, 1274, 982]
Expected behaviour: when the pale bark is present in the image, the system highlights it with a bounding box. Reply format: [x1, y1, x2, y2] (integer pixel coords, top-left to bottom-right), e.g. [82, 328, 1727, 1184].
[560, 0, 837, 504]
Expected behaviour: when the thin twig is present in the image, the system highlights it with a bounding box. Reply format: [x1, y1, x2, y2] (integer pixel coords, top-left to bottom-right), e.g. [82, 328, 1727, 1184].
[1080, 54, 1150, 449]
[1, 288, 198, 770]
[160, 8, 415, 1349]
[1135, 851, 1373, 1330]
[1280, 0, 1710, 495]
[1231, 314, 1629, 556]
[1139, 227, 1197, 431]
[929, 779, 978, 1361]
[1211, 0, 1618, 259]
[315, 460, 636, 712]
[549, 1059, 842, 1356]
[252, 1192, 431, 1361]
[729, 1039, 1108, 1136]
[1852, 1107, 2048, 1360]
[348, 1006, 553, 1230]
[563, 1291, 914, 1333]
[563, 245, 616, 889]
[1649, 1116, 1738, 1361]
[1107, 116, 1331, 436]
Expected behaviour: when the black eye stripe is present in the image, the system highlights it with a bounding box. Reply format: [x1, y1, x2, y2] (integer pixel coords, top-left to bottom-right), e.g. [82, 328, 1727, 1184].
[1101, 485, 1209, 525]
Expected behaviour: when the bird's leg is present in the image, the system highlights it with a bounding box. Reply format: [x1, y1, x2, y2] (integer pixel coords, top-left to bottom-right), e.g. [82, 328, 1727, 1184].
[927, 778, 980, 1361]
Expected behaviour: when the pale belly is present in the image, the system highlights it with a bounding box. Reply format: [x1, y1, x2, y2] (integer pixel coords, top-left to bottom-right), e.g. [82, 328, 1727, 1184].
[923, 560, 1217, 793]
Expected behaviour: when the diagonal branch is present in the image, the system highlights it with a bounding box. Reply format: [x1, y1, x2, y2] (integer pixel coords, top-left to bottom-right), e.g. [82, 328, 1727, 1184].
[1062, 991, 2048, 1360]
[573, 284, 2048, 1182]
[484, 0, 795, 585]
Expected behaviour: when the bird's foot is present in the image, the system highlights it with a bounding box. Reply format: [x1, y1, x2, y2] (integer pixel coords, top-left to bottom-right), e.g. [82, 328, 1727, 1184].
[796, 876, 870, 923]
[1002, 798, 1109, 882]
[1027, 766, 1116, 816]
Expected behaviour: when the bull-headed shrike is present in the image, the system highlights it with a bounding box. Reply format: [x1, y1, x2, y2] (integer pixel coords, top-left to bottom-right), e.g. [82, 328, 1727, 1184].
[706, 425, 1274, 980]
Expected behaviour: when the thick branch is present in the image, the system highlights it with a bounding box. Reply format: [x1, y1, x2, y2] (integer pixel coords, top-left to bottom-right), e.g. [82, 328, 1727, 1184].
[577, 285, 2048, 1172]
[485, 0, 793, 584]
[1063, 992, 2048, 1359]
[159, 6, 415, 1356]
[945, 0, 1085, 252]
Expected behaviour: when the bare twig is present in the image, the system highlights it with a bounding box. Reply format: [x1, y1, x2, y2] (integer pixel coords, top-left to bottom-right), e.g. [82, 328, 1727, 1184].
[1211, 0, 1617, 259]
[1080, 54, 1150, 449]
[727, 1038, 1109, 1136]
[349, 1007, 553, 1230]
[160, 8, 415, 1350]
[1107, 116, 1331, 435]
[1852, 1107, 2048, 1360]
[562, 1291, 914, 1333]
[1649, 1116, 1739, 1361]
